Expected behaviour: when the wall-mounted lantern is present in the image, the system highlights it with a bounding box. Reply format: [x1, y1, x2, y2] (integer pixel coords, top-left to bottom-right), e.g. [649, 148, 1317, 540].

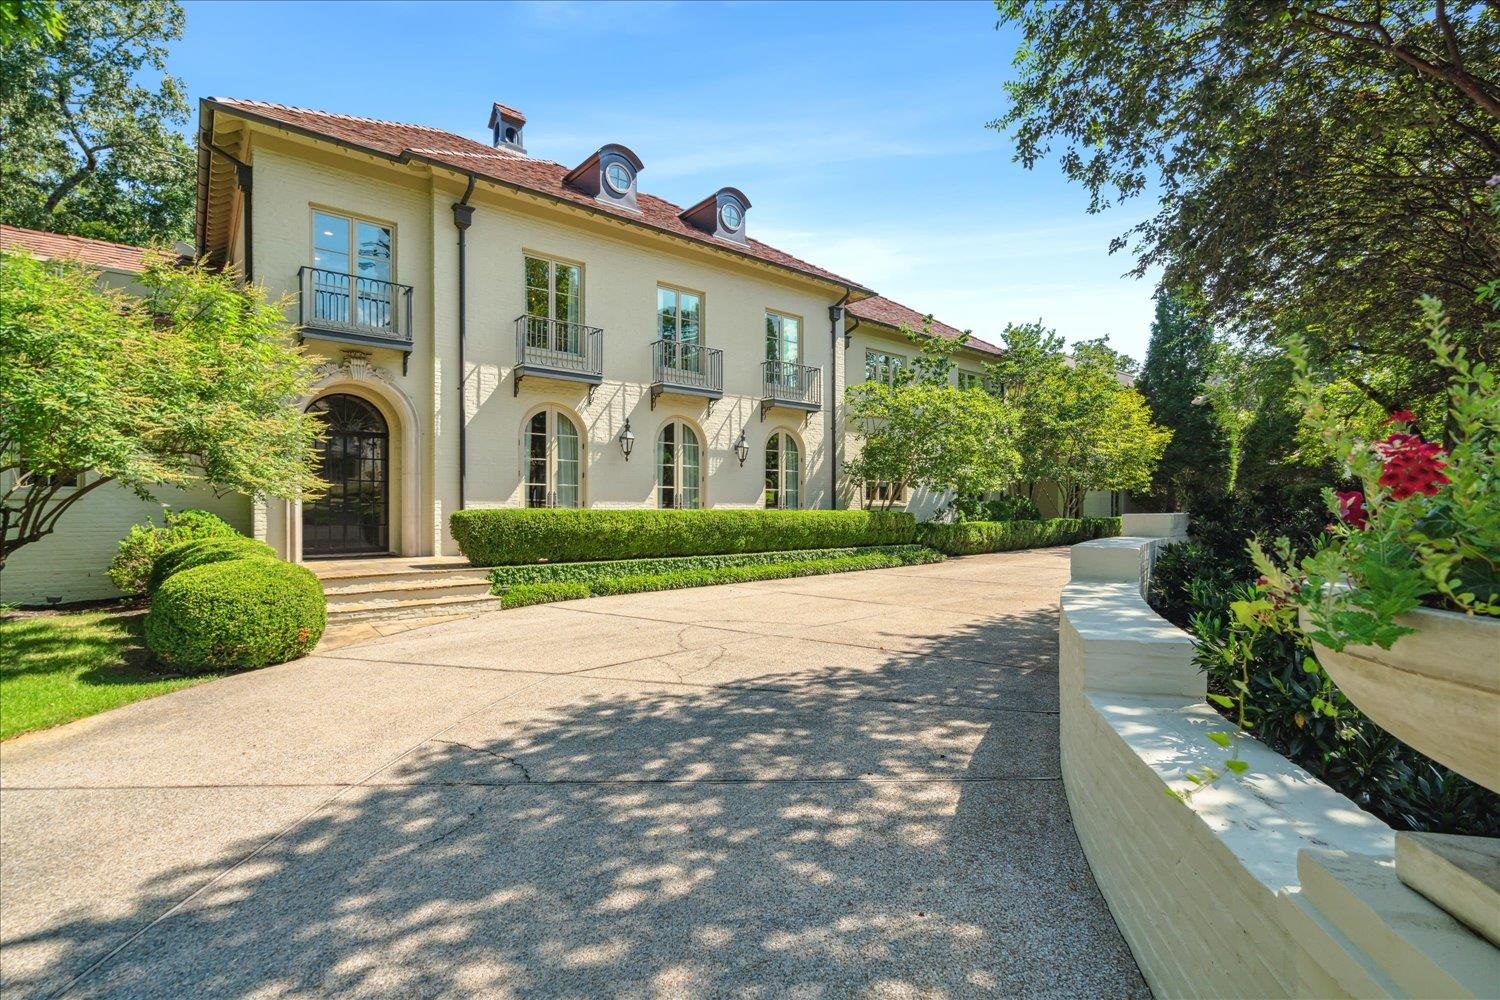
[733, 428, 750, 467]
[618, 419, 635, 461]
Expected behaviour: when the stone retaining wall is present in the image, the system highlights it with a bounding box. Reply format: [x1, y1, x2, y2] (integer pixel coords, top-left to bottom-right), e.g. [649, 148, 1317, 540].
[1059, 514, 1497, 998]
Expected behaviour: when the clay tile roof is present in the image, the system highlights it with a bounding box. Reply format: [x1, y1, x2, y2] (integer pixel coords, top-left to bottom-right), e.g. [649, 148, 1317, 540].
[847, 295, 1003, 357]
[0, 224, 146, 272]
[205, 98, 871, 293]
[491, 102, 526, 124]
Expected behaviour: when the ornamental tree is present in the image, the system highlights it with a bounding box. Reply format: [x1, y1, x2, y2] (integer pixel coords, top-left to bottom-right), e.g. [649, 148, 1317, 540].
[845, 380, 1020, 510]
[0, 250, 325, 570]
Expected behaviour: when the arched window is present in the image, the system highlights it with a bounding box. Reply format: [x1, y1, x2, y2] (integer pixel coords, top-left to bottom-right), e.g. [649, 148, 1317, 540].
[657, 420, 702, 509]
[524, 408, 581, 508]
[764, 432, 800, 509]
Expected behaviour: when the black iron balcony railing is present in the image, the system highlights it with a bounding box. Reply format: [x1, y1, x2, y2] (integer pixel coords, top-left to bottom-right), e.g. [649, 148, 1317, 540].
[650, 339, 723, 408]
[297, 267, 414, 356]
[760, 359, 822, 419]
[513, 315, 604, 397]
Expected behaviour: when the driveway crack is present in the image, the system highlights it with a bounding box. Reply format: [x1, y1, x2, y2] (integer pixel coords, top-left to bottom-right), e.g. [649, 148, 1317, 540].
[432, 739, 532, 782]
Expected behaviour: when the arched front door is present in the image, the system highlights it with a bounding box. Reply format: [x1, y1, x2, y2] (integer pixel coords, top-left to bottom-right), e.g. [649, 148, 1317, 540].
[304, 393, 390, 556]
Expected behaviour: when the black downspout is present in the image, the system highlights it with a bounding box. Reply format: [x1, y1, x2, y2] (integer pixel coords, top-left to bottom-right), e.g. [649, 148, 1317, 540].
[828, 289, 852, 509]
[452, 173, 477, 511]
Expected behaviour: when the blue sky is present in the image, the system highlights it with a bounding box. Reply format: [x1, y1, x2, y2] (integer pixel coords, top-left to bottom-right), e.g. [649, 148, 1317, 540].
[176, 0, 1160, 361]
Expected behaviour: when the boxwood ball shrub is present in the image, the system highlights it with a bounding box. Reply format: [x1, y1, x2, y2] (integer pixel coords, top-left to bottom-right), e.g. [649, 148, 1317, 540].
[919, 517, 1120, 556]
[450, 508, 918, 566]
[108, 508, 241, 595]
[146, 536, 278, 595]
[144, 558, 326, 672]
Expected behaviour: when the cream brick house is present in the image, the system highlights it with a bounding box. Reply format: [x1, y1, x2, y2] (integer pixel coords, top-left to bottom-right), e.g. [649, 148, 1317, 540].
[2, 97, 1107, 604]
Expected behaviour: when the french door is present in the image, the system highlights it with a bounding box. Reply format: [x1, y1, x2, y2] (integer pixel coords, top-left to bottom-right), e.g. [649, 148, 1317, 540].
[765, 310, 802, 388]
[657, 420, 702, 509]
[304, 394, 390, 555]
[524, 409, 581, 508]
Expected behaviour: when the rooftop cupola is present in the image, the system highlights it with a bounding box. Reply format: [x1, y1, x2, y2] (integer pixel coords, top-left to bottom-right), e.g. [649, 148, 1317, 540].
[562, 143, 645, 212]
[679, 187, 750, 244]
[489, 103, 527, 153]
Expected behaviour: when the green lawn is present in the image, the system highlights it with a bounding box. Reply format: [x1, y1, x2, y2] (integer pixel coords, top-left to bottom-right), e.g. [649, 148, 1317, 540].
[0, 610, 218, 740]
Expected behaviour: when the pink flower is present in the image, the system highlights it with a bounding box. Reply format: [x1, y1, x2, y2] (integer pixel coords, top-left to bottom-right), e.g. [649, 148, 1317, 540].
[1382, 410, 1416, 426]
[1334, 490, 1368, 529]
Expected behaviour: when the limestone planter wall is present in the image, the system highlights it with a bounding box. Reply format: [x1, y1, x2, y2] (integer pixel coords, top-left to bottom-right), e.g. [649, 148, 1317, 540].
[1302, 606, 1500, 790]
[1059, 514, 1499, 999]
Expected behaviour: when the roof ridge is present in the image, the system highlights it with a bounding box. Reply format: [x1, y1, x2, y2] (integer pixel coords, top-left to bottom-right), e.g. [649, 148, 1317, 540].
[212, 97, 524, 155]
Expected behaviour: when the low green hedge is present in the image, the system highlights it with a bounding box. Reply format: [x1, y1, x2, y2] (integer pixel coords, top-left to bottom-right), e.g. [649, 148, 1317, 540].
[493, 546, 942, 609]
[146, 537, 278, 595]
[451, 508, 917, 566]
[500, 581, 593, 609]
[919, 517, 1121, 556]
[107, 508, 242, 595]
[144, 558, 326, 672]
[489, 545, 924, 590]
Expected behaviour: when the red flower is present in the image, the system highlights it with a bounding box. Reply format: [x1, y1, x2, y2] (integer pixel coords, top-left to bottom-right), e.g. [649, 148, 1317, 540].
[1373, 432, 1449, 500]
[1382, 410, 1416, 426]
[1334, 490, 1368, 529]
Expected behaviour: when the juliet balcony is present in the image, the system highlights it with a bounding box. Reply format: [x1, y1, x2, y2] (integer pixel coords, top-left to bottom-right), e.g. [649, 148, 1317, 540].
[297, 266, 414, 371]
[649, 340, 723, 409]
[513, 315, 605, 397]
[759, 359, 822, 420]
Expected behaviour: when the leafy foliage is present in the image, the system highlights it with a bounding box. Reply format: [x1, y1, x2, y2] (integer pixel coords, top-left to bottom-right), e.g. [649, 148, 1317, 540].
[496, 547, 945, 610]
[985, 323, 1170, 516]
[0, 250, 324, 568]
[143, 558, 325, 672]
[0, 0, 195, 243]
[105, 508, 240, 596]
[844, 379, 1020, 510]
[920, 517, 1120, 556]
[993, 1, 1500, 409]
[488, 546, 925, 590]
[451, 509, 919, 567]
[146, 535, 277, 596]
[1254, 302, 1500, 652]
[950, 492, 1042, 523]
[1137, 289, 1226, 507]
[0, 0, 64, 47]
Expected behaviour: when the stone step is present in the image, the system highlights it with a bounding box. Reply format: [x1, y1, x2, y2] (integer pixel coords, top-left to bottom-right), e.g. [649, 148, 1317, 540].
[310, 559, 480, 586]
[322, 577, 495, 607]
[324, 592, 504, 625]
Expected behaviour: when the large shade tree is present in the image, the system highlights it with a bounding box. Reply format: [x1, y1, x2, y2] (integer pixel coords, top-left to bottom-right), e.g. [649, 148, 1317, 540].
[1137, 288, 1226, 506]
[994, 1, 1500, 409]
[0, 251, 325, 570]
[0, 0, 195, 243]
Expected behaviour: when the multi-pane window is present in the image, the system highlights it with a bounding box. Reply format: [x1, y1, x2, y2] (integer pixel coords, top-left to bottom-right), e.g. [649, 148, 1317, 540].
[657, 285, 703, 371]
[523, 255, 583, 353]
[764, 432, 800, 509]
[657, 421, 702, 509]
[524, 409, 581, 508]
[957, 370, 984, 390]
[865, 349, 906, 386]
[864, 480, 906, 507]
[765, 311, 802, 388]
[311, 210, 393, 329]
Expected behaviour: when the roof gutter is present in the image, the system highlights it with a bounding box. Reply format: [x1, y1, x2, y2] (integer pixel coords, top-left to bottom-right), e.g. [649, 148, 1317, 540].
[828, 288, 852, 509]
[452, 172, 477, 512]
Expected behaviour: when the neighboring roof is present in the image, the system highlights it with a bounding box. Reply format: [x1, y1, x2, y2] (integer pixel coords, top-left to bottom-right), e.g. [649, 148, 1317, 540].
[0, 224, 146, 273]
[201, 98, 872, 294]
[847, 295, 1003, 357]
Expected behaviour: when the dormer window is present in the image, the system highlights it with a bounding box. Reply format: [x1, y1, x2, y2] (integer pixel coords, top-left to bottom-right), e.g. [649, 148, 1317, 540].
[563, 144, 644, 212]
[489, 102, 527, 153]
[679, 187, 751, 244]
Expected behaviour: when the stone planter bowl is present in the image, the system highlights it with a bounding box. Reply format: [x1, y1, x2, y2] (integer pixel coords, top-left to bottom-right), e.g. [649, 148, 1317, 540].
[1303, 605, 1500, 791]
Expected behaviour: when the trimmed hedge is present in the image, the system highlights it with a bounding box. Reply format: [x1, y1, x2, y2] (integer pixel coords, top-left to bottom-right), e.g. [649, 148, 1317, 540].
[107, 508, 241, 595]
[493, 546, 943, 609]
[144, 558, 326, 672]
[489, 545, 924, 590]
[451, 508, 918, 566]
[500, 581, 592, 609]
[919, 517, 1121, 556]
[146, 537, 278, 595]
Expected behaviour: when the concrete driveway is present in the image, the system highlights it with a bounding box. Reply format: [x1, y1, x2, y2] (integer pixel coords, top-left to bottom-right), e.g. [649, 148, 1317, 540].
[0, 549, 1147, 999]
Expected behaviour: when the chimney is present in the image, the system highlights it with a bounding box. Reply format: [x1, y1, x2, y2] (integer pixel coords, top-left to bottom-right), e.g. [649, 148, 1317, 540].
[489, 103, 526, 153]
